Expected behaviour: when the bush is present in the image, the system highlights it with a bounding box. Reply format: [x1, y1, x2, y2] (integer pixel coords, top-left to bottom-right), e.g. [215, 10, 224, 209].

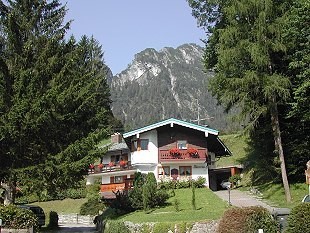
[217, 206, 278, 233]
[80, 198, 105, 216]
[229, 174, 241, 187]
[103, 220, 130, 233]
[153, 222, 174, 233]
[0, 204, 38, 230]
[154, 189, 169, 207]
[193, 176, 206, 188]
[142, 172, 157, 210]
[110, 190, 133, 212]
[286, 203, 310, 233]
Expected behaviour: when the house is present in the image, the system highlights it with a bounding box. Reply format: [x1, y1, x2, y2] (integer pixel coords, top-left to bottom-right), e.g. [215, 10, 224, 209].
[86, 118, 232, 198]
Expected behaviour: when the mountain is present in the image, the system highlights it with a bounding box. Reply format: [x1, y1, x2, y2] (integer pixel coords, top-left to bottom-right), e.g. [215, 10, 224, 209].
[109, 43, 238, 132]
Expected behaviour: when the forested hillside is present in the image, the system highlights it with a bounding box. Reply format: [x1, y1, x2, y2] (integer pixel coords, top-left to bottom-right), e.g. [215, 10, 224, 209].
[109, 44, 239, 132]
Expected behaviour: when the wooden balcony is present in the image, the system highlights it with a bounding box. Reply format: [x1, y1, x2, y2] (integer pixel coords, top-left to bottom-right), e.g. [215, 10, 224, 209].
[88, 161, 133, 174]
[159, 149, 207, 162]
[101, 183, 126, 192]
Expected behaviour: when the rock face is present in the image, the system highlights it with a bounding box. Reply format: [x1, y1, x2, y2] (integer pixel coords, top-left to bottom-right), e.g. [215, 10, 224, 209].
[109, 43, 237, 131]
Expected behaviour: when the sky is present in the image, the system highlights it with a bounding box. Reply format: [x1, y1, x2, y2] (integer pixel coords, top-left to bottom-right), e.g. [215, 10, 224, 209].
[61, 1, 206, 75]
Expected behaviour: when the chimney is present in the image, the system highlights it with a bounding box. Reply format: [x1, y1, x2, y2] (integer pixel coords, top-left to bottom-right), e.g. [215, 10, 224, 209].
[111, 133, 122, 143]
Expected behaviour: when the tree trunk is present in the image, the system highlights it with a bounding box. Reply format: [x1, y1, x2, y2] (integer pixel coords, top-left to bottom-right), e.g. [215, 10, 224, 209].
[270, 99, 292, 202]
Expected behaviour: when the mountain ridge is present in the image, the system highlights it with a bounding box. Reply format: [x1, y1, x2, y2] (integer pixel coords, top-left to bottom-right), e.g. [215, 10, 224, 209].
[109, 43, 238, 132]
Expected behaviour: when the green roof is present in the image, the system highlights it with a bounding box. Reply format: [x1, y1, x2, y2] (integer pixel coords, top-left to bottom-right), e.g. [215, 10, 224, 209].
[123, 118, 219, 138]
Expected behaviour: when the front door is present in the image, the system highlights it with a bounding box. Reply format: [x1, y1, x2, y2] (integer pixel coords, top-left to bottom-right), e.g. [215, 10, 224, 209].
[171, 168, 178, 180]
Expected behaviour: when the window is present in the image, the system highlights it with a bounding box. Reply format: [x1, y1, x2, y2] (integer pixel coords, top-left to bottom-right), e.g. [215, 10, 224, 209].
[158, 166, 170, 176]
[163, 166, 170, 176]
[140, 139, 149, 150]
[177, 140, 187, 149]
[131, 139, 149, 151]
[179, 166, 192, 176]
[111, 155, 120, 163]
[114, 176, 124, 183]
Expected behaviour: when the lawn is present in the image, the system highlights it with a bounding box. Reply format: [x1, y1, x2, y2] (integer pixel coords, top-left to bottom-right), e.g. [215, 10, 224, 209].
[115, 188, 228, 223]
[217, 133, 247, 167]
[32, 198, 87, 215]
[255, 182, 309, 209]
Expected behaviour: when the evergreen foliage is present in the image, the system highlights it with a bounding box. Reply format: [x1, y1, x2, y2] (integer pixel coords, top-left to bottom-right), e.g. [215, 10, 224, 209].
[286, 203, 310, 233]
[217, 206, 278, 233]
[0, 0, 119, 200]
[187, 0, 310, 201]
[142, 172, 157, 211]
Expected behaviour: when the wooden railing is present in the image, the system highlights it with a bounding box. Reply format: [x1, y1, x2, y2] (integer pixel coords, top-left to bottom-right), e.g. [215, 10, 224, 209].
[88, 161, 133, 174]
[100, 183, 126, 192]
[159, 149, 207, 162]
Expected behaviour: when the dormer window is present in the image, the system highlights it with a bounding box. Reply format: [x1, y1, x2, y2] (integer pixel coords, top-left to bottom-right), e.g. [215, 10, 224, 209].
[177, 140, 187, 149]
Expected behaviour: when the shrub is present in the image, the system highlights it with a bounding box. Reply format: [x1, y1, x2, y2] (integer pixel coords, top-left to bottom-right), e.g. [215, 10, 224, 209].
[192, 185, 196, 210]
[217, 206, 278, 233]
[193, 176, 206, 188]
[110, 191, 133, 212]
[0, 204, 38, 230]
[143, 172, 158, 210]
[80, 198, 105, 216]
[154, 189, 169, 206]
[229, 174, 242, 187]
[153, 222, 174, 233]
[174, 198, 180, 212]
[286, 203, 310, 233]
[103, 220, 130, 233]
[128, 187, 143, 209]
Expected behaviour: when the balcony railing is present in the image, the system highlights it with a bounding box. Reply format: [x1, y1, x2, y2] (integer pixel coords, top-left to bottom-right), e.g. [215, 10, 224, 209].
[88, 161, 133, 174]
[159, 149, 207, 162]
[101, 183, 126, 192]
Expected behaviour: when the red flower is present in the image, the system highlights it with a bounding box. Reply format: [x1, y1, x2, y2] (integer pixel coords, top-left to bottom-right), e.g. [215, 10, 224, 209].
[98, 163, 104, 169]
[187, 148, 199, 157]
[89, 164, 94, 169]
[169, 148, 181, 156]
[120, 160, 127, 167]
[108, 161, 115, 167]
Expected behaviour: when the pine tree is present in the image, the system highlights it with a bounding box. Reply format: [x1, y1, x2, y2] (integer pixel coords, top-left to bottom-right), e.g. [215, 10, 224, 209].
[0, 0, 116, 201]
[188, 0, 292, 202]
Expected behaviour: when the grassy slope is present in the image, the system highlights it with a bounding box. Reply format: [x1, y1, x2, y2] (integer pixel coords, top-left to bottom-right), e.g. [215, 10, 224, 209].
[116, 188, 228, 223]
[217, 133, 247, 167]
[32, 198, 87, 217]
[218, 133, 308, 209]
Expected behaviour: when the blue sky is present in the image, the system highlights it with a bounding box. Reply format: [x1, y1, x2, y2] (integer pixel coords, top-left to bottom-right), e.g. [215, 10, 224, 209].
[61, 0, 205, 75]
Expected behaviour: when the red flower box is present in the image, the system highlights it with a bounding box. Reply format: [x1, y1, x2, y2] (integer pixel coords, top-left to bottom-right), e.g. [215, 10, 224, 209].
[169, 148, 181, 157]
[98, 163, 104, 169]
[120, 160, 127, 167]
[108, 162, 115, 167]
[187, 148, 199, 157]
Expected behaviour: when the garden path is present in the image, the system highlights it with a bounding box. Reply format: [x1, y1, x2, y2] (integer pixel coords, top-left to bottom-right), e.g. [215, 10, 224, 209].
[214, 189, 275, 212]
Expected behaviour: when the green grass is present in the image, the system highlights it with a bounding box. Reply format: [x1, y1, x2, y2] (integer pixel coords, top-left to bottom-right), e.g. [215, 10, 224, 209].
[33, 198, 87, 214]
[217, 133, 248, 167]
[254, 182, 309, 209]
[115, 188, 228, 223]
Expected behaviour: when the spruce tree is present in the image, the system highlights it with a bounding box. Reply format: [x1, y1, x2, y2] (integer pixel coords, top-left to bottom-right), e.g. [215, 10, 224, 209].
[0, 0, 116, 201]
[188, 0, 292, 201]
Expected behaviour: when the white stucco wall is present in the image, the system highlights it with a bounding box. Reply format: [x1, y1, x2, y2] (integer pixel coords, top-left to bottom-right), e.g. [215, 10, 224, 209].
[192, 165, 209, 187]
[131, 129, 158, 165]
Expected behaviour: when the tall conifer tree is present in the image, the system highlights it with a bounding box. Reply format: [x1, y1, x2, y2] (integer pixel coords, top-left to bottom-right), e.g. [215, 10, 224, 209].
[0, 0, 116, 201]
[188, 0, 292, 201]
